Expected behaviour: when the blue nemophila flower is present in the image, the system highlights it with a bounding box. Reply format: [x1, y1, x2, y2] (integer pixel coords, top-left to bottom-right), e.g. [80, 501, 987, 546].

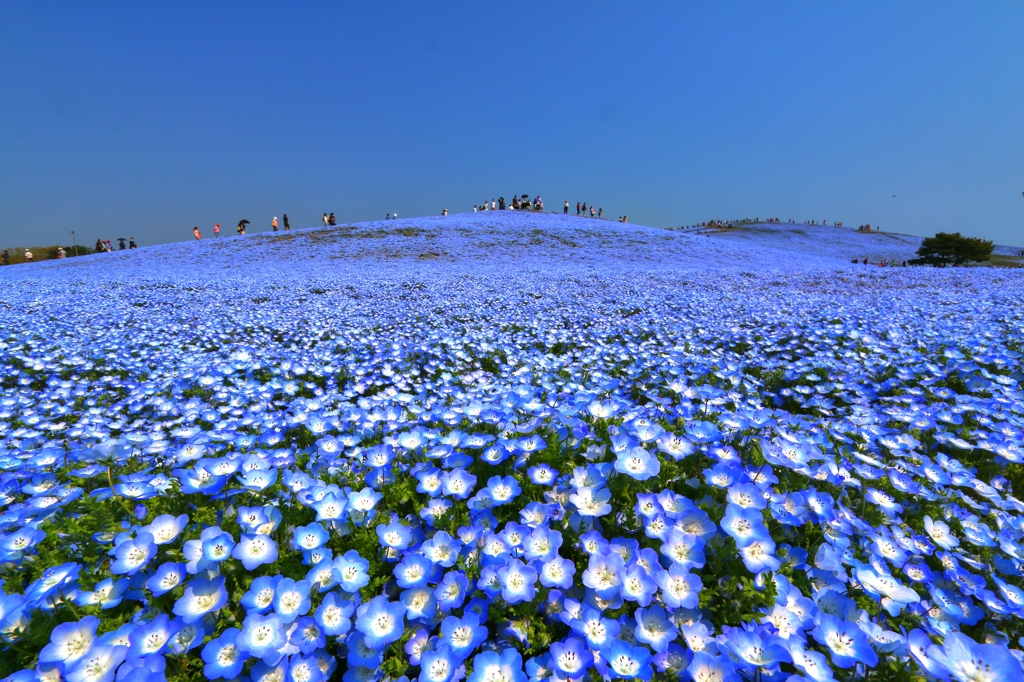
[402, 586, 437, 620]
[497, 558, 538, 604]
[273, 577, 311, 622]
[314, 591, 354, 636]
[539, 555, 576, 589]
[811, 614, 879, 668]
[655, 564, 701, 609]
[468, 649, 527, 682]
[334, 549, 371, 592]
[441, 612, 489, 661]
[686, 652, 738, 682]
[601, 639, 653, 680]
[721, 627, 790, 669]
[356, 595, 406, 649]
[422, 531, 462, 567]
[126, 613, 176, 660]
[173, 576, 228, 624]
[109, 532, 156, 576]
[75, 577, 128, 609]
[242, 575, 282, 615]
[290, 616, 326, 654]
[484, 476, 522, 506]
[293, 522, 329, 552]
[738, 538, 781, 573]
[720, 504, 769, 547]
[201, 627, 245, 680]
[288, 654, 324, 682]
[232, 533, 279, 570]
[924, 515, 960, 550]
[550, 637, 593, 680]
[527, 464, 558, 486]
[569, 485, 613, 517]
[405, 627, 431, 666]
[39, 615, 100, 666]
[928, 631, 1023, 681]
[634, 606, 678, 653]
[660, 530, 706, 569]
[619, 563, 657, 606]
[236, 612, 287, 664]
[583, 551, 626, 598]
[419, 643, 459, 682]
[614, 447, 661, 481]
[395, 553, 434, 589]
[139, 513, 188, 545]
[435, 570, 470, 611]
[376, 520, 414, 551]
[787, 639, 835, 682]
[442, 468, 477, 499]
[65, 644, 127, 682]
[571, 607, 621, 649]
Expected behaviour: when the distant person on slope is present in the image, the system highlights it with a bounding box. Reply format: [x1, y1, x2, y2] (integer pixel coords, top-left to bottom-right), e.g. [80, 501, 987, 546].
[590, 206, 595, 218]
[57, 247, 65, 259]
[272, 216, 279, 232]
[118, 238, 126, 250]
[323, 213, 329, 226]
[1, 250, 8, 265]
[283, 214, 290, 231]
[564, 200, 569, 214]
[214, 223, 220, 237]
[576, 202, 581, 216]
[24, 249, 34, 262]
[237, 221, 247, 235]
[194, 226, 202, 240]
[129, 238, 137, 249]
[598, 208, 603, 219]
[95, 239, 104, 253]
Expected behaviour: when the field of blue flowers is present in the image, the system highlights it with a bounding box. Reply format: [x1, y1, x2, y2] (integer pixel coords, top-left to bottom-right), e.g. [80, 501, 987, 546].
[1, 215, 1023, 682]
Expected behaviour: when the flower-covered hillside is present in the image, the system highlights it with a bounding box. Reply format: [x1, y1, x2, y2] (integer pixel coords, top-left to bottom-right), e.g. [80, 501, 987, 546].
[0, 211, 1023, 682]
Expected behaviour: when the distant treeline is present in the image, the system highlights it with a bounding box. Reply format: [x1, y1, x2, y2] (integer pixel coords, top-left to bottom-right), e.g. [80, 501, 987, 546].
[1, 245, 86, 265]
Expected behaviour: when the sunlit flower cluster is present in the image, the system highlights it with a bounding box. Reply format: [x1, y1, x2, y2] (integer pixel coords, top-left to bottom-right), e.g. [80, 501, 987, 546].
[0, 233, 1023, 682]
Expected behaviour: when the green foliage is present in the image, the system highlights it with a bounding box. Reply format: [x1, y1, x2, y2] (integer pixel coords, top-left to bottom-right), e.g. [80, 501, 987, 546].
[911, 232, 994, 266]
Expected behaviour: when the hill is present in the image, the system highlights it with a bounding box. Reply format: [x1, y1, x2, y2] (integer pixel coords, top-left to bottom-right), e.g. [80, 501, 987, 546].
[3, 212, 1018, 277]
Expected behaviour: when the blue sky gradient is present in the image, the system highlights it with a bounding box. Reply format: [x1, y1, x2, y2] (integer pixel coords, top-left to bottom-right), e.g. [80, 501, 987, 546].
[2, 2, 1022, 246]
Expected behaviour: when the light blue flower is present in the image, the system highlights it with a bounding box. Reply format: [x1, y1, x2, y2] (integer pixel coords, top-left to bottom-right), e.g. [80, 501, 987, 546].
[419, 643, 459, 682]
[272, 577, 311, 623]
[314, 591, 354, 637]
[231, 533, 279, 571]
[146, 562, 186, 598]
[172, 576, 228, 624]
[236, 612, 287, 664]
[201, 627, 245, 680]
[62, 644, 126, 682]
[468, 649, 526, 682]
[497, 559, 538, 604]
[39, 615, 100, 666]
[355, 595, 406, 649]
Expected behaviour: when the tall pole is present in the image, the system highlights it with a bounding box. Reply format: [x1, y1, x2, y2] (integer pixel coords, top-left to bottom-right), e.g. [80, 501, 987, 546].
[70, 230, 79, 257]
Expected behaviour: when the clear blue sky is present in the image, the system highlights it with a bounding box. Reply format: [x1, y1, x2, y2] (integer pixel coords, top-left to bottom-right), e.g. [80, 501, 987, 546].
[2, 2, 1022, 247]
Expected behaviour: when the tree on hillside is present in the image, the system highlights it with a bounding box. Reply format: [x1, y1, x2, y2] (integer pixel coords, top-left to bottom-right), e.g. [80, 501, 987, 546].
[910, 232, 994, 266]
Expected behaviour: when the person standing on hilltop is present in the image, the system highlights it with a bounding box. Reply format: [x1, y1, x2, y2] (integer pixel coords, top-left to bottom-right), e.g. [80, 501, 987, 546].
[564, 200, 569, 214]
[193, 226, 202, 240]
[95, 239, 104, 253]
[214, 223, 220, 237]
[272, 216, 279, 232]
[323, 213, 329, 226]
[1, 250, 8, 265]
[24, 249, 34, 262]
[129, 238, 137, 249]
[283, 214, 290, 231]
[582, 202, 587, 217]
[576, 202, 581, 216]
[598, 208, 603, 219]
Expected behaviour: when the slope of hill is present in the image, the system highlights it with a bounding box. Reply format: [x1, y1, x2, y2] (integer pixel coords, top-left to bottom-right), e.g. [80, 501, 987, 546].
[7, 212, 1015, 279]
